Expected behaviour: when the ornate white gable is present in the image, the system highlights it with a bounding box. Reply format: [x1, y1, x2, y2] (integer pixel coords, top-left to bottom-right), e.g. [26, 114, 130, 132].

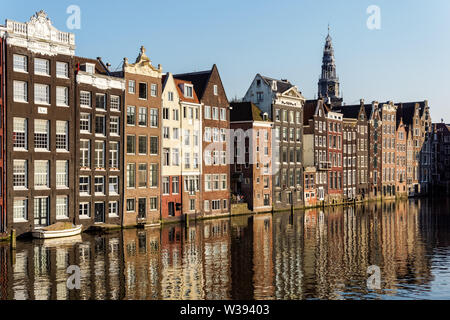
[124, 46, 163, 78]
[4, 10, 75, 56]
[274, 86, 305, 108]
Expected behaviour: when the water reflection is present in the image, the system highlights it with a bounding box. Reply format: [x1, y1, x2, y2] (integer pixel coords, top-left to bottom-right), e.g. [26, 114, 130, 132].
[1, 198, 450, 300]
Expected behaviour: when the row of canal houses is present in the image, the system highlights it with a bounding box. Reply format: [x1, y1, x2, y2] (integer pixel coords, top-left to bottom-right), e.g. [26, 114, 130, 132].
[0, 12, 436, 237]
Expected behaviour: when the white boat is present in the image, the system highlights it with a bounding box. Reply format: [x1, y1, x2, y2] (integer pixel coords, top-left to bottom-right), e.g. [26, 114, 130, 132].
[32, 224, 82, 239]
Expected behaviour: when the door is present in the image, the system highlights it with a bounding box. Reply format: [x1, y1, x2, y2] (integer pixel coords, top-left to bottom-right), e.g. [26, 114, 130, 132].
[34, 197, 49, 227]
[94, 202, 105, 223]
[138, 198, 146, 219]
[168, 202, 175, 217]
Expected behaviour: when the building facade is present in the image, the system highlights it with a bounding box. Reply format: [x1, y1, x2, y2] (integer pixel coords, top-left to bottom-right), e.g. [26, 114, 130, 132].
[326, 110, 343, 203]
[368, 102, 382, 199]
[161, 73, 183, 222]
[4, 12, 76, 236]
[74, 57, 125, 228]
[230, 102, 273, 212]
[380, 101, 397, 198]
[175, 65, 230, 218]
[396, 118, 407, 197]
[122, 47, 162, 227]
[431, 122, 450, 195]
[0, 36, 5, 233]
[243, 74, 305, 210]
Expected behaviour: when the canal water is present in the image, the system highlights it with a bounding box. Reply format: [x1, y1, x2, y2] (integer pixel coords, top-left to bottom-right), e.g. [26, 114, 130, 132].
[1, 198, 450, 300]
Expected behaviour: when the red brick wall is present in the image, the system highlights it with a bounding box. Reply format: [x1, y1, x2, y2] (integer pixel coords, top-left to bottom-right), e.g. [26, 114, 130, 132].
[161, 175, 182, 220]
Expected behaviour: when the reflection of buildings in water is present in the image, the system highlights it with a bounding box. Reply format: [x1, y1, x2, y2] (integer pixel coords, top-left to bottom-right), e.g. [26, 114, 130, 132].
[272, 212, 304, 299]
[0, 245, 8, 299]
[123, 228, 160, 300]
[230, 216, 253, 300]
[253, 214, 274, 300]
[202, 219, 231, 300]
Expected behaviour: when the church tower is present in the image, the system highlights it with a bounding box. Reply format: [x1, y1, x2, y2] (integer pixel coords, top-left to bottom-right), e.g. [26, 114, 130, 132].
[318, 27, 343, 106]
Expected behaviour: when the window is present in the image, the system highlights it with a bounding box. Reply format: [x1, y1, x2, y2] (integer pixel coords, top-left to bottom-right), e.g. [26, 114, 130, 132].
[56, 196, 68, 219]
[34, 84, 50, 104]
[14, 55, 27, 72]
[127, 135, 136, 154]
[79, 203, 90, 218]
[80, 91, 91, 108]
[204, 200, 210, 212]
[110, 95, 120, 111]
[162, 177, 170, 195]
[109, 201, 119, 217]
[94, 176, 105, 195]
[56, 160, 68, 188]
[80, 113, 91, 133]
[150, 197, 158, 211]
[56, 87, 69, 107]
[56, 62, 69, 78]
[168, 91, 174, 101]
[13, 198, 27, 222]
[221, 174, 227, 190]
[128, 80, 136, 94]
[13, 118, 27, 150]
[149, 164, 158, 187]
[34, 161, 49, 188]
[85, 63, 95, 74]
[163, 108, 169, 120]
[127, 106, 136, 125]
[194, 153, 199, 169]
[139, 83, 147, 99]
[213, 85, 218, 96]
[80, 140, 90, 168]
[34, 58, 50, 76]
[163, 127, 170, 139]
[173, 149, 180, 166]
[126, 199, 135, 212]
[14, 81, 28, 102]
[150, 109, 158, 127]
[79, 176, 90, 195]
[212, 107, 219, 120]
[173, 128, 180, 140]
[212, 200, 220, 210]
[138, 107, 148, 126]
[220, 108, 226, 121]
[56, 121, 68, 151]
[94, 141, 105, 169]
[173, 109, 179, 121]
[13, 160, 27, 189]
[127, 163, 136, 188]
[109, 176, 119, 194]
[138, 136, 147, 155]
[96, 94, 106, 110]
[184, 85, 193, 98]
[150, 137, 158, 155]
[150, 84, 157, 97]
[185, 153, 191, 169]
[204, 127, 211, 142]
[163, 148, 170, 166]
[110, 116, 119, 136]
[34, 120, 49, 150]
[173, 177, 179, 194]
[194, 130, 199, 146]
[95, 116, 106, 135]
[184, 130, 190, 146]
[204, 106, 211, 119]
[109, 142, 119, 169]
[138, 164, 147, 188]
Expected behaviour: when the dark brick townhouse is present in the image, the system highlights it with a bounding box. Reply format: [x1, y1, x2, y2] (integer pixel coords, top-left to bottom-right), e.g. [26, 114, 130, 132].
[367, 102, 382, 199]
[333, 100, 370, 200]
[74, 56, 125, 228]
[230, 102, 273, 212]
[2, 12, 77, 236]
[303, 99, 329, 203]
[431, 122, 450, 195]
[175, 65, 231, 218]
[326, 109, 343, 203]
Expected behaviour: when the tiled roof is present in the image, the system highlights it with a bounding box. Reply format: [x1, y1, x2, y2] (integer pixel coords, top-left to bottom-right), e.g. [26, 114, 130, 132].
[260, 75, 295, 94]
[174, 68, 213, 100]
[230, 102, 267, 122]
[173, 78, 200, 104]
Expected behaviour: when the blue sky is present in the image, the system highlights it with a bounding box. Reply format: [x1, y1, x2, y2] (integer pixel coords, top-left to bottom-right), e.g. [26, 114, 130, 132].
[3, 0, 450, 121]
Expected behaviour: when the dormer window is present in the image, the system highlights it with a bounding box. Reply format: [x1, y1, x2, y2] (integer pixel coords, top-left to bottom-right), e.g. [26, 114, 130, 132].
[184, 85, 193, 98]
[272, 81, 277, 91]
[85, 63, 95, 74]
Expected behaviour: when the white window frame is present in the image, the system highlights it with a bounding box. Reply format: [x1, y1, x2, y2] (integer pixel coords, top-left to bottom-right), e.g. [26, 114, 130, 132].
[56, 121, 69, 152]
[13, 160, 27, 190]
[34, 160, 49, 189]
[13, 81, 28, 103]
[79, 176, 91, 196]
[34, 58, 50, 76]
[80, 91, 91, 108]
[56, 160, 69, 189]
[56, 86, 69, 107]
[13, 55, 27, 73]
[13, 198, 28, 222]
[34, 83, 50, 105]
[56, 196, 69, 220]
[13, 118, 27, 151]
[56, 61, 69, 78]
[34, 119, 49, 151]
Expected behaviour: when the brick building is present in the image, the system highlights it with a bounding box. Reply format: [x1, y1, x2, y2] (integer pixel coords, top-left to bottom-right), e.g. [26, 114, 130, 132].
[3, 12, 77, 236]
[380, 101, 397, 198]
[431, 122, 450, 195]
[0, 36, 5, 233]
[396, 118, 407, 197]
[303, 99, 330, 203]
[230, 101, 273, 212]
[326, 110, 343, 203]
[120, 47, 162, 227]
[175, 65, 230, 218]
[367, 102, 382, 199]
[74, 56, 125, 228]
